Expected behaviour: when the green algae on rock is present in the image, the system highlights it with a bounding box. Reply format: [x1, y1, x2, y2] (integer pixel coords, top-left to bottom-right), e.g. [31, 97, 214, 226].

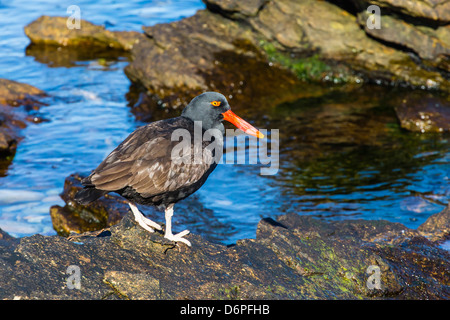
[24, 0, 450, 108]
[0, 203, 449, 299]
[50, 173, 129, 236]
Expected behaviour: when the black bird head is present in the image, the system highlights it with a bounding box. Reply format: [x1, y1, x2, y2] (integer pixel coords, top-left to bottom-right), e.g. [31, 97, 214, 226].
[181, 92, 264, 138]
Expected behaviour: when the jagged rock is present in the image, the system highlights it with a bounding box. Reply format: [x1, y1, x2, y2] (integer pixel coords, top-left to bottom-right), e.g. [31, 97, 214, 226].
[0, 203, 448, 299]
[50, 173, 129, 236]
[0, 228, 13, 240]
[419, 204, 450, 242]
[205, 0, 268, 19]
[127, 0, 449, 96]
[24, 0, 450, 109]
[249, 0, 448, 89]
[0, 79, 46, 174]
[393, 91, 450, 132]
[357, 12, 450, 63]
[0, 78, 45, 106]
[24, 16, 144, 51]
[125, 9, 283, 103]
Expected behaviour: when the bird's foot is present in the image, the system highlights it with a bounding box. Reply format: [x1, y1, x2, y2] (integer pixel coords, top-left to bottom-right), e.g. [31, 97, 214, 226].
[141, 215, 162, 231]
[165, 230, 191, 247]
[135, 216, 157, 233]
[128, 202, 162, 233]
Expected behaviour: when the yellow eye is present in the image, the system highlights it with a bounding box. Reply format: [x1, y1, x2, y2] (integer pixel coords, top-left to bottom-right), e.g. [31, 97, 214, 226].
[211, 100, 221, 107]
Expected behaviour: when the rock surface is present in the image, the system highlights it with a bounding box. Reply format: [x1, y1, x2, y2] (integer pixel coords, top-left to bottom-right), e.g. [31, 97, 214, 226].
[22, 4, 450, 139]
[0, 202, 448, 299]
[350, 0, 450, 24]
[0, 79, 46, 174]
[393, 91, 450, 133]
[24, 16, 144, 51]
[358, 11, 450, 60]
[51, 173, 237, 244]
[50, 174, 129, 236]
[24, 0, 450, 110]
[124, 0, 450, 102]
[0, 78, 45, 106]
[418, 203, 450, 242]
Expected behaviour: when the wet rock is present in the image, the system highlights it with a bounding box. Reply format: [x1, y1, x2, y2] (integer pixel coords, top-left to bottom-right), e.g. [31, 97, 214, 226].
[0, 78, 45, 106]
[394, 91, 450, 132]
[124, 1, 359, 98]
[24, 16, 144, 51]
[0, 207, 448, 299]
[51, 173, 237, 243]
[25, 44, 132, 69]
[0, 79, 46, 174]
[0, 108, 21, 154]
[50, 173, 129, 236]
[124, 9, 282, 102]
[418, 204, 450, 242]
[357, 12, 450, 64]
[125, 0, 449, 98]
[25, 0, 450, 110]
[350, 0, 450, 24]
[205, 0, 267, 19]
[256, 0, 448, 88]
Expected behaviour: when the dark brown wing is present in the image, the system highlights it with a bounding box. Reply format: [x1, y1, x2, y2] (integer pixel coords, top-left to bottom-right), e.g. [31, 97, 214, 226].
[85, 117, 214, 197]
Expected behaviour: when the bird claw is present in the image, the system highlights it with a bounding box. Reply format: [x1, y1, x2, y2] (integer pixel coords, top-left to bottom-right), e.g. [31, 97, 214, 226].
[141, 216, 162, 230]
[136, 219, 156, 233]
[165, 230, 191, 247]
[129, 202, 162, 232]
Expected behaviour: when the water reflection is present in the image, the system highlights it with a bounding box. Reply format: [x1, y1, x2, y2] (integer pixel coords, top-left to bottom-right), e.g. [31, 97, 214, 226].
[25, 44, 131, 69]
[129, 83, 449, 242]
[247, 86, 449, 228]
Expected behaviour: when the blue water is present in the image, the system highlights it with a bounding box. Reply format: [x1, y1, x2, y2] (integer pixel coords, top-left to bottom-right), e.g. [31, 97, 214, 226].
[0, 0, 448, 244]
[0, 0, 206, 235]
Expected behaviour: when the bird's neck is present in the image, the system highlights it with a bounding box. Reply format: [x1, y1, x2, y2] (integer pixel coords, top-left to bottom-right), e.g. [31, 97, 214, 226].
[181, 115, 225, 136]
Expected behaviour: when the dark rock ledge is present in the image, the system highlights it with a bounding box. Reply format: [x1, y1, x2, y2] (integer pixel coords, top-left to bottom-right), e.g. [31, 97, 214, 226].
[0, 175, 448, 299]
[23, 0, 450, 132]
[25, 0, 450, 100]
[0, 78, 47, 175]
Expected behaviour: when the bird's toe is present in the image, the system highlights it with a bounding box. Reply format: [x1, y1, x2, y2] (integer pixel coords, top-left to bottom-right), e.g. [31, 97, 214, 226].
[165, 230, 191, 247]
[141, 216, 162, 230]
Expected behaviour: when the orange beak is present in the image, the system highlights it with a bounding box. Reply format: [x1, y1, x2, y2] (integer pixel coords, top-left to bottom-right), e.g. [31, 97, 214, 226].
[222, 110, 264, 139]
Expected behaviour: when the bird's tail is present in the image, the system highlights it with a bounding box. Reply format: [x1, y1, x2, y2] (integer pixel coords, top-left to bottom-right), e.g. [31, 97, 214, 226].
[74, 187, 106, 205]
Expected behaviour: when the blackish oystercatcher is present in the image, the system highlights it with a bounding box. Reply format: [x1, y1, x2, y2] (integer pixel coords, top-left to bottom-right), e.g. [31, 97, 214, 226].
[75, 92, 264, 246]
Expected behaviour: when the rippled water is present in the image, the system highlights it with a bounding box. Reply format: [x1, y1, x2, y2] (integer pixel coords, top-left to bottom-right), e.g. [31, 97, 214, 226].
[0, 0, 448, 244]
[0, 0, 205, 235]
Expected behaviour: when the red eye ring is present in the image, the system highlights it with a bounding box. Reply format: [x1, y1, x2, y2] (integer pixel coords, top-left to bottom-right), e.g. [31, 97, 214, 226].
[211, 101, 221, 107]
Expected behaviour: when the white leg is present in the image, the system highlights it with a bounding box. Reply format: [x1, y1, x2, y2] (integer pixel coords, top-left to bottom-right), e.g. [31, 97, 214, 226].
[164, 204, 191, 246]
[128, 202, 162, 232]
[141, 214, 162, 230]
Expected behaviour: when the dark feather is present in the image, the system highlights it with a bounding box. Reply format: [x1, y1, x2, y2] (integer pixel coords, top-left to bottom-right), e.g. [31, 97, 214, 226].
[75, 116, 219, 207]
[74, 187, 106, 205]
